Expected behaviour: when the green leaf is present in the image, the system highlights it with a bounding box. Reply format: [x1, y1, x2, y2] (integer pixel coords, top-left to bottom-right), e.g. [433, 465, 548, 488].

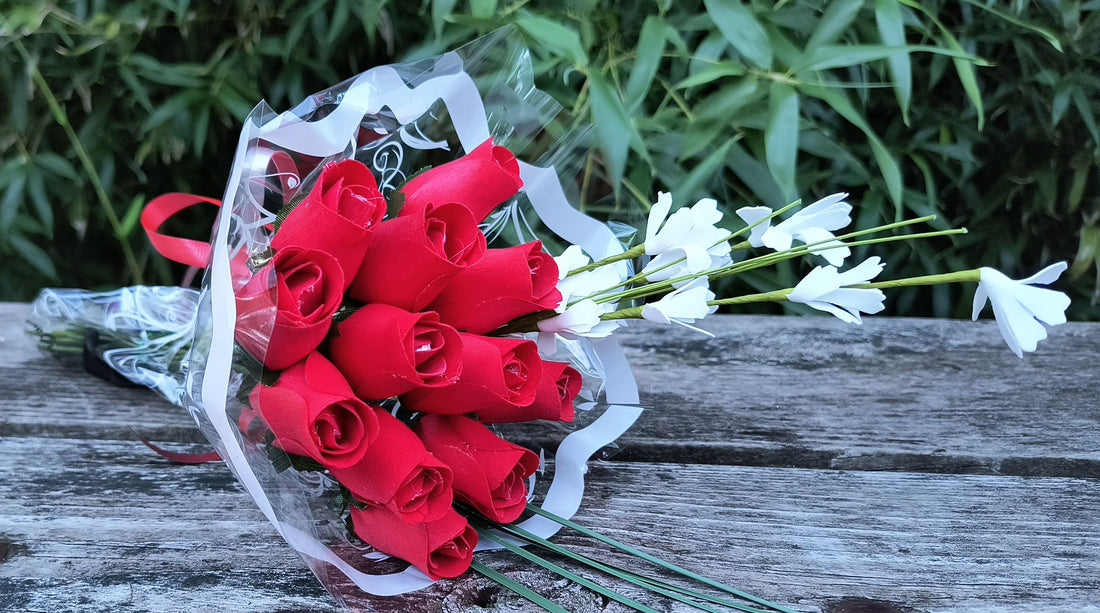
[803, 84, 903, 213]
[678, 139, 733, 201]
[703, 0, 772, 70]
[430, 0, 458, 38]
[1071, 87, 1100, 151]
[587, 70, 634, 191]
[469, 0, 497, 19]
[874, 0, 911, 125]
[805, 0, 864, 52]
[765, 82, 799, 201]
[515, 16, 587, 66]
[673, 61, 747, 90]
[624, 15, 667, 109]
[33, 153, 80, 182]
[118, 194, 147, 239]
[0, 172, 26, 234]
[26, 167, 52, 234]
[797, 44, 984, 72]
[960, 0, 1063, 51]
[9, 234, 58, 280]
[895, 0, 985, 129]
[726, 141, 786, 206]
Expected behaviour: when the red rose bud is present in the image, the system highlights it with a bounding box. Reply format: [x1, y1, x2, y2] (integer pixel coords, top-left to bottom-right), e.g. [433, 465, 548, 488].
[235, 246, 344, 370]
[350, 505, 476, 580]
[416, 414, 539, 523]
[329, 303, 462, 400]
[348, 203, 486, 311]
[401, 334, 542, 415]
[272, 159, 385, 283]
[476, 360, 580, 424]
[426, 241, 562, 334]
[247, 352, 380, 469]
[399, 138, 523, 222]
[328, 409, 454, 524]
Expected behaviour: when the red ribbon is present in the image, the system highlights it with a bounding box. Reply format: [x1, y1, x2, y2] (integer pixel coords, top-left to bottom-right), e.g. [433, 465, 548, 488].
[141, 193, 222, 268]
[137, 435, 222, 464]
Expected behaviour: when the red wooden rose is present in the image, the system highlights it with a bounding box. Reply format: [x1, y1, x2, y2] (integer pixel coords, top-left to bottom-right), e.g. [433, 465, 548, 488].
[271, 159, 386, 282]
[235, 246, 345, 370]
[427, 241, 562, 334]
[329, 304, 462, 400]
[349, 505, 477, 580]
[416, 414, 539, 523]
[247, 351, 380, 469]
[399, 138, 523, 222]
[476, 360, 580, 424]
[327, 409, 454, 524]
[400, 334, 542, 415]
[348, 202, 486, 312]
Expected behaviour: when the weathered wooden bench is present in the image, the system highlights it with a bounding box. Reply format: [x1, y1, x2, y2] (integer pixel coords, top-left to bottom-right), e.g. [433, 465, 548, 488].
[1, 302, 1097, 612]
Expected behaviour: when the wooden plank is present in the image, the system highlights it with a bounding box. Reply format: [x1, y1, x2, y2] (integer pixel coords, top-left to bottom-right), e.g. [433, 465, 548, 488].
[6, 302, 1098, 476]
[2, 436, 1097, 612]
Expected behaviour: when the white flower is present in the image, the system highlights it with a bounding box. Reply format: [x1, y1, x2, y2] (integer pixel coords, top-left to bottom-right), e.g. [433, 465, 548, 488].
[787, 257, 886, 324]
[641, 280, 717, 334]
[736, 193, 851, 266]
[642, 193, 731, 281]
[536, 245, 625, 353]
[553, 245, 590, 280]
[972, 262, 1071, 358]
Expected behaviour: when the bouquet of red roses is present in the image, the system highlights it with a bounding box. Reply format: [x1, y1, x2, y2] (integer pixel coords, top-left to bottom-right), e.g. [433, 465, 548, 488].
[116, 28, 653, 604]
[27, 24, 1072, 613]
[233, 140, 585, 580]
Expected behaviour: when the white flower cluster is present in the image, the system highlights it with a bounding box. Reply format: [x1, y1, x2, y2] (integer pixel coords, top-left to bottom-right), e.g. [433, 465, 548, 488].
[538, 191, 1070, 358]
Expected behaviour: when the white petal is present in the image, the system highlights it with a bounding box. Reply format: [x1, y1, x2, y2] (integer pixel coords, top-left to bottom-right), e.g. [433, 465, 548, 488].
[645, 192, 674, 244]
[554, 245, 591, 280]
[1018, 261, 1068, 286]
[793, 226, 848, 266]
[735, 206, 772, 247]
[971, 283, 988, 321]
[759, 226, 795, 252]
[788, 193, 851, 232]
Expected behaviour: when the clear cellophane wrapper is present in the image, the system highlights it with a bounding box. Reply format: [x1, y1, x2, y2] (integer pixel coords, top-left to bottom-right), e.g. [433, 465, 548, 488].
[29, 27, 643, 609]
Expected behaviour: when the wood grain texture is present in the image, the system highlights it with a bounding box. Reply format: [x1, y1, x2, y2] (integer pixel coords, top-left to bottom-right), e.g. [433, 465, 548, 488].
[2, 302, 1098, 612]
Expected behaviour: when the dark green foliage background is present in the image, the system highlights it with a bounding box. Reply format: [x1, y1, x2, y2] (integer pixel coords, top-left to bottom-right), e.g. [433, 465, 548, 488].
[2, 0, 1097, 319]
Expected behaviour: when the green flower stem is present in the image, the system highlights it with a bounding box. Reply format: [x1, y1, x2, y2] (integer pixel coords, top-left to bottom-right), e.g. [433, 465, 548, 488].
[12, 37, 144, 285]
[525, 504, 799, 613]
[568, 243, 646, 276]
[593, 227, 966, 307]
[478, 528, 663, 613]
[598, 270, 983, 321]
[470, 561, 569, 613]
[858, 269, 981, 289]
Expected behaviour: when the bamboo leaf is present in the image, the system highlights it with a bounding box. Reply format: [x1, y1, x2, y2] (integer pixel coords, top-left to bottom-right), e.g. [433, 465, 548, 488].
[678, 139, 734, 201]
[796, 44, 985, 72]
[802, 84, 902, 212]
[515, 16, 588, 66]
[673, 61, 747, 90]
[960, 0, 1063, 51]
[587, 70, 635, 191]
[10, 234, 58, 280]
[874, 0, 911, 125]
[470, 0, 498, 19]
[765, 82, 799, 201]
[805, 0, 864, 52]
[703, 0, 772, 70]
[625, 15, 668, 109]
[430, 0, 459, 38]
